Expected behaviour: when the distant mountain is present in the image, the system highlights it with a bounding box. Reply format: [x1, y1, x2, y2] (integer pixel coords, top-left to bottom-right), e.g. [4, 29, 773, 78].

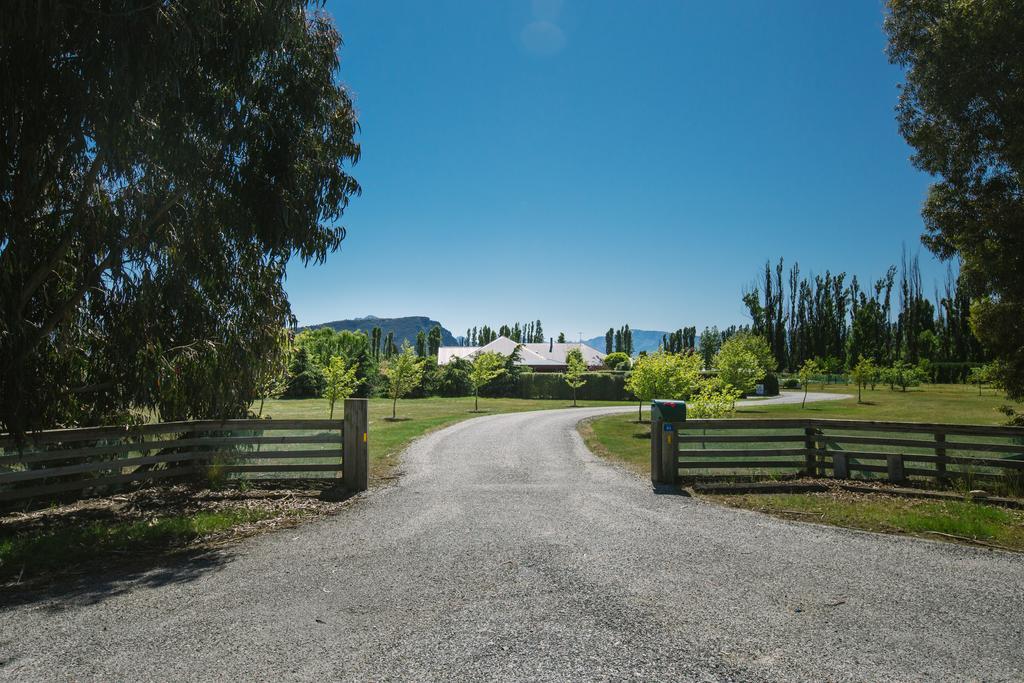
[585, 329, 696, 356]
[300, 316, 458, 347]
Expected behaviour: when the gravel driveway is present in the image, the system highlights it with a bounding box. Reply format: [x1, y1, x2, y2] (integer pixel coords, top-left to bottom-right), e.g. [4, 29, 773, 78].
[2, 405, 1021, 682]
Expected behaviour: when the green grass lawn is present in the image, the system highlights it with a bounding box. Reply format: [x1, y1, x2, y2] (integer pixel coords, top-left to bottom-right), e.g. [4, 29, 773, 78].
[709, 492, 1024, 552]
[742, 382, 1012, 424]
[582, 383, 1020, 477]
[260, 396, 632, 479]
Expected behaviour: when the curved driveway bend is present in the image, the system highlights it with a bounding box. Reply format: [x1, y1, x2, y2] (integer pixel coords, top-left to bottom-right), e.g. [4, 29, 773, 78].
[2, 404, 1022, 682]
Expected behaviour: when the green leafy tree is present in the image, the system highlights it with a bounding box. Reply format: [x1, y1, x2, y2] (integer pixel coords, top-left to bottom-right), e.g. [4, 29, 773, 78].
[428, 325, 443, 357]
[381, 345, 423, 419]
[968, 362, 999, 396]
[798, 359, 822, 408]
[625, 351, 702, 422]
[699, 326, 722, 369]
[468, 352, 506, 412]
[886, 1, 1024, 398]
[415, 331, 427, 357]
[0, 2, 360, 435]
[323, 356, 360, 420]
[558, 332, 566, 344]
[714, 334, 772, 397]
[849, 356, 878, 404]
[881, 360, 924, 392]
[603, 352, 631, 371]
[564, 348, 588, 407]
[688, 378, 743, 419]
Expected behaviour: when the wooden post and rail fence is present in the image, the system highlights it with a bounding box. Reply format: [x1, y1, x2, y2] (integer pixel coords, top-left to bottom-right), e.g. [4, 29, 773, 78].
[0, 398, 369, 506]
[651, 417, 1024, 488]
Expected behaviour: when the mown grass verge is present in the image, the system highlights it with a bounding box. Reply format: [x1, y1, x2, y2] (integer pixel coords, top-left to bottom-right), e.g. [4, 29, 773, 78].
[740, 382, 1013, 424]
[710, 491, 1024, 552]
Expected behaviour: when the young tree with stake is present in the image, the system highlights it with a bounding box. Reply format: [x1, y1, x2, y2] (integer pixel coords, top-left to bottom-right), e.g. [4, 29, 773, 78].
[382, 345, 423, 420]
[322, 356, 360, 420]
[564, 348, 588, 407]
[849, 356, 877, 404]
[468, 352, 506, 412]
[798, 359, 822, 408]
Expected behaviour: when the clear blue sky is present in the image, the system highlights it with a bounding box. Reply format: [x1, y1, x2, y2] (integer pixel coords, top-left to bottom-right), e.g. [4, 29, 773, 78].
[286, 0, 943, 339]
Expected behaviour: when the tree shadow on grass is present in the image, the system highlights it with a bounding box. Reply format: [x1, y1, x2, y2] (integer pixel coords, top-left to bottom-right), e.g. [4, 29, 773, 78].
[383, 417, 412, 422]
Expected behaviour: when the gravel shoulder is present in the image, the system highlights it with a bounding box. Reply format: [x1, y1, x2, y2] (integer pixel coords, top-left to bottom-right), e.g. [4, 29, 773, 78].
[1, 404, 1021, 682]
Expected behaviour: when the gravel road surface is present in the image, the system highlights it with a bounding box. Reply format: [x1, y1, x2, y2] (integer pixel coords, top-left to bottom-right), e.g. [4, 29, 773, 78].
[2, 403, 1021, 682]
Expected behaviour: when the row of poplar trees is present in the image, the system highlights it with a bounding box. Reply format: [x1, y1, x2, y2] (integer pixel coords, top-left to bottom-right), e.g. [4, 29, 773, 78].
[741, 252, 983, 373]
[463, 321, 547, 346]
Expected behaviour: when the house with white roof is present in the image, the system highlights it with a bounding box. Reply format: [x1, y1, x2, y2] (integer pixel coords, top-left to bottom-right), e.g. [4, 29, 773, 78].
[437, 336, 606, 372]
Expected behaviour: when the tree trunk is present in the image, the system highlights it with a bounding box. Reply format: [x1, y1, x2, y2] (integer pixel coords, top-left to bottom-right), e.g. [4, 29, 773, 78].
[330, 401, 335, 420]
[475, 391, 479, 412]
[802, 385, 808, 408]
[638, 400, 642, 422]
[392, 397, 397, 420]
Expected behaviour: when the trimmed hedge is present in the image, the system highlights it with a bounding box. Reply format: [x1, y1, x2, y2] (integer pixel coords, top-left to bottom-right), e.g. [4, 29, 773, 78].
[515, 372, 632, 401]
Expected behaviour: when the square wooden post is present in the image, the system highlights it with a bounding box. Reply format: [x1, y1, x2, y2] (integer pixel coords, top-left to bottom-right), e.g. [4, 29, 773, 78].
[343, 398, 369, 492]
[804, 426, 817, 477]
[934, 432, 947, 485]
[651, 418, 664, 485]
[832, 452, 849, 479]
[887, 454, 905, 484]
[661, 423, 678, 485]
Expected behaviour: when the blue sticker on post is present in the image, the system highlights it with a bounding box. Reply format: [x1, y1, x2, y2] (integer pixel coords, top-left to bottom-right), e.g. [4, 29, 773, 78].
[664, 423, 674, 432]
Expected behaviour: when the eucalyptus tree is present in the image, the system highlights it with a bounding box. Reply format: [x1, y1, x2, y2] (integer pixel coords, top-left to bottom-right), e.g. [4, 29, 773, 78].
[0, 1, 360, 434]
[886, 0, 1024, 397]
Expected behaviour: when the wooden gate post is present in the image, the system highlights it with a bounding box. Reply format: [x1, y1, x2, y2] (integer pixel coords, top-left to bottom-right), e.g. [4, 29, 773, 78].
[832, 452, 849, 479]
[887, 454, 905, 484]
[934, 432, 947, 485]
[661, 423, 678, 485]
[651, 417, 664, 485]
[343, 398, 369, 492]
[804, 426, 817, 477]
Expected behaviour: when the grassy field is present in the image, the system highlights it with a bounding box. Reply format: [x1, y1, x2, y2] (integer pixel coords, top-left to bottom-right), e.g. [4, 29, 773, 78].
[582, 383, 1019, 477]
[260, 396, 631, 480]
[742, 382, 1012, 424]
[709, 491, 1024, 552]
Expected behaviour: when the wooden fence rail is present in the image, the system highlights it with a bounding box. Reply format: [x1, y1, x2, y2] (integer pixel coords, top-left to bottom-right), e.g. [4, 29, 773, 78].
[650, 417, 1024, 490]
[0, 398, 369, 505]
